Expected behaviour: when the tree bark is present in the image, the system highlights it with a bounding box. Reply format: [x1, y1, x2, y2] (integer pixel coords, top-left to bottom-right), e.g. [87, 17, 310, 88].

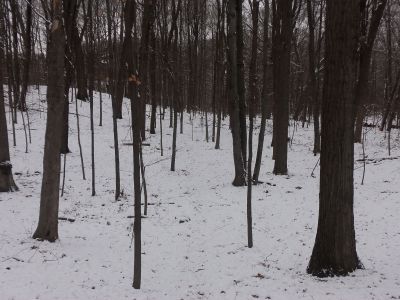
[306, 0, 320, 155]
[33, 0, 65, 242]
[354, 0, 387, 143]
[271, 0, 295, 175]
[0, 3, 18, 192]
[236, 0, 247, 164]
[308, 0, 361, 276]
[253, 0, 269, 183]
[149, 28, 157, 134]
[10, 0, 21, 113]
[227, 0, 246, 186]
[247, 0, 260, 248]
[20, 0, 33, 112]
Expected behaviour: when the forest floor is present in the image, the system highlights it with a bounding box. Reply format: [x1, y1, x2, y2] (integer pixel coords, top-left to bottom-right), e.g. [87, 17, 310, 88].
[1, 87, 400, 300]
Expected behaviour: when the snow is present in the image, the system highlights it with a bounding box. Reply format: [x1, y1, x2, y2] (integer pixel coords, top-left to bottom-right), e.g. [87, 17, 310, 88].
[0, 86, 400, 299]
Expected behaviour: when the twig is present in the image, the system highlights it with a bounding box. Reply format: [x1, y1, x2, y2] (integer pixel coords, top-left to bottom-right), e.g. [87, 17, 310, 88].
[311, 157, 320, 177]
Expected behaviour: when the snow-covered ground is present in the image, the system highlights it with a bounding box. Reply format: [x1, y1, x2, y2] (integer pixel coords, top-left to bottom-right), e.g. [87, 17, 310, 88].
[0, 86, 399, 300]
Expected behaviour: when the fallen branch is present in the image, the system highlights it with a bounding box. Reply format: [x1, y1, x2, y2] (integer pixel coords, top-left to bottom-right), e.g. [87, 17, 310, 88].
[58, 217, 75, 222]
[356, 156, 400, 163]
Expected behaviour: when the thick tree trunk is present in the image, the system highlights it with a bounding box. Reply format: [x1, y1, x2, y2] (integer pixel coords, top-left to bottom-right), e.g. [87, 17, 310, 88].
[138, 0, 155, 141]
[32, 0, 65, 242]
[308, 0, 361, 277]
[236, 0, 247, 164]
[227, 0, 245, 186]
[272, 0, 293, 175]
[0, 6, 18, 192]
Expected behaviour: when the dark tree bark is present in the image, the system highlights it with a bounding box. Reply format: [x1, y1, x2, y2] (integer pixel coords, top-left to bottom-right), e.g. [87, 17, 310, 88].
[214, 0, 225, 150]
[9, 0, 21, 113]
[88, 0, 96, 196]
[354, 0, 387, 143]
[149, 26, 157, 135]
[116, 0, 142, 288]
[61, 0, 88, 154]
[19, 0, 33, 112]
[4, 15, 17, 146]
[8, 0, 21, 117]
[0, 2, 18, 192]
[126, 0, 143, 285]
[227, 0, 246, 186]
[236, 0, 247, 163]
[170, 0, 181, 172]
[105, 0, 121, 200]
[32, 0, 65, 242]
[247, 0, 260, 248]
[380, 69, 400, 131]
[306, 0, 320, 155]
[253, 0, 269, 183]
[138, 0, 156, 140]
[114, 0, 136, 120]
[271, 0, 297, 175]
[308, 0, 362, 277]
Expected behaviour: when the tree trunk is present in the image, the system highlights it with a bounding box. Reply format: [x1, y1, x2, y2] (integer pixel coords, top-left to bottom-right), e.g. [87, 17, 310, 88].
[20, 0, 33, 112]
[10, 0, 21, 113]
[0, 4, 18, 192]
[150, 29, 157, 134]
[170, 0, 181, 172]
[247, 0, 260, 248]
[354, 0, 387, 143]
[88, 0, 96, 197]
[308, 0, 361, 276]
[253, 0, 269, 183]
[138, 0, 155, 141]
[271, 0, 294, 175]
[214, 0, 225, 151]
[306, 0, 320, 155]
[227, 0, 245, 186]
[236, 0, 247, 164]
[32, 0, 65, 242]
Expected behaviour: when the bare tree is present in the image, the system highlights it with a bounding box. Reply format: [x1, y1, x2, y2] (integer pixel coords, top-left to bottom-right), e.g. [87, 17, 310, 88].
[247, 0, 260, 248]
[308, 0, 362, 276]
[32, 0, 65, 242]
[306, 0, 321, 155]
[227, 0, 246, 186]
[0, 1, 18, 192]
[253, 0, 270, 183]
[271, 0, 299, 175]
[354, 0, 387, 142]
